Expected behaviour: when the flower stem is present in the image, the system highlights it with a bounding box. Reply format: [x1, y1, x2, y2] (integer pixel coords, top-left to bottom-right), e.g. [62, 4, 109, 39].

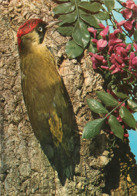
[105, 97, 129, 119]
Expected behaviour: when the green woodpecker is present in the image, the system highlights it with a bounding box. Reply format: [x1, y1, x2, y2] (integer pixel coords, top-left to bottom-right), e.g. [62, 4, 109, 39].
[17, 19, 74, 181]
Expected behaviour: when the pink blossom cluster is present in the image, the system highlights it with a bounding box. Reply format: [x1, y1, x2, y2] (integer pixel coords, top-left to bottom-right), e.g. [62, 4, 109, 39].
[88, 0, 137, 76]
[121, 0, 137, 35]
[87, 0, 137, 138]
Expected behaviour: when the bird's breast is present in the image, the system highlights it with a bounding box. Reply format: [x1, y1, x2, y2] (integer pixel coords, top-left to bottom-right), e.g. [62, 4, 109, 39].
[21, 48, 63, 113]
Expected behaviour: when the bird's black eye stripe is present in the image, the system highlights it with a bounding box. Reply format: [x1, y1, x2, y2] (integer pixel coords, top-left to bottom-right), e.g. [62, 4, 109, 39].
[36, 23, 46, 34]
[36, 23, 47, 44]
[38, 26, 43, 32]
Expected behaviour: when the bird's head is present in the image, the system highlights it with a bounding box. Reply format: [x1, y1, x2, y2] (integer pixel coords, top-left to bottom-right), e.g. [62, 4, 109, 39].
[17, 19, 47, 53]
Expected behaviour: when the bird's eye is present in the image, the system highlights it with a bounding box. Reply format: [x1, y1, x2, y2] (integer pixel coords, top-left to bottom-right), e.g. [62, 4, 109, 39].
[38, 26, 43, 32]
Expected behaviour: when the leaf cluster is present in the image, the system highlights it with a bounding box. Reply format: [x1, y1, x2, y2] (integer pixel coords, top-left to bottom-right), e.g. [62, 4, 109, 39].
[53, 0, 110, 58]
[82, 91, 137, 141]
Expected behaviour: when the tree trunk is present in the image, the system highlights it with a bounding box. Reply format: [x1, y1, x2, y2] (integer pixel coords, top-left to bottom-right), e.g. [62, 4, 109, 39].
[0, 1, 137, 195]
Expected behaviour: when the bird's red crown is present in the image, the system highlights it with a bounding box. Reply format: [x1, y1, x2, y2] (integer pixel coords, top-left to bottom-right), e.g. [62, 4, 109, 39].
[17, 19, 43, 48]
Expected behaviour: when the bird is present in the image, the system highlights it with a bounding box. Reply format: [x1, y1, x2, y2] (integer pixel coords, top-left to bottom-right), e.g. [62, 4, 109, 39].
[17, 19, 76, 183]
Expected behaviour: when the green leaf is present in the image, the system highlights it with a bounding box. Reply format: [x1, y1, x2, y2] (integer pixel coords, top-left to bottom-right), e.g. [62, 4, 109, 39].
[108, 115, 124, 140]
[134, 29, 137, 41]
[95, 12, 110, 20]
[103, 0, 115, 12]
[65, 40, 83, 59]
[127, 99, 137, 112]
[72, 19, 90, 48]
[119, 106, 137, 129]
[57, 26, 73, 36]
[80, 14, 100, 28]
[112, 88, 128, 99]
[70, 0, 80, 2]
[53, 2, 75, 15]
[58, 11, 77, 26]
[82, 118, 105, 139]
[96, 91, 118, 107]
[78, 2, 102, 13]
[87, 99, 108, 114]
[80, 0, 91, 2]
[56, 0, 69, 2]
[88, 41, 97, 53]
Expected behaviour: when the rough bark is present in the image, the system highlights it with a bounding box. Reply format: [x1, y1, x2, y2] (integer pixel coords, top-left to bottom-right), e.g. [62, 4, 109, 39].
[0, 1, 137, 195]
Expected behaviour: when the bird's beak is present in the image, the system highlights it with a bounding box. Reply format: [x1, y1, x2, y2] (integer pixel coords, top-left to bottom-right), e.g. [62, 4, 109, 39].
[46, 20, 61, 28]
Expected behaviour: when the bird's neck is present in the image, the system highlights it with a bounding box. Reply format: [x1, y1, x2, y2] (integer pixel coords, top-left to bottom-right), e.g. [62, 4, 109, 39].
[19, 41, 39, 57]
[19, 43, 51, 74]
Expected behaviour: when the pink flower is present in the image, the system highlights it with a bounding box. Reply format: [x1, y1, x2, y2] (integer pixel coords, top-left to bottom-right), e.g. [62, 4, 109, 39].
[117, 115, 122, 122]
[88, 27, 97, 39]
[114, 45, 127, 57]
[97, 39, 107, 51]
[121, 0, 137, 20]
[99, 23, 105, 29]
[88, 18, 137, 77]
[132, 5, 137, 17]
[117, 20, 126, 26]
[115, 55, 124, 64]
[126, 44, 131, 52]
[129, 52, 137, 70]
[109, 49, 127, 74]
[132, 56, 137, 66]
[92, 39, 98, 43]
[111, 67, 121, 74]
[100, 26, 109, 38]
[123, 20, 134, 31]
[124, 133, 129, 137]
[122, 0, 135, 9]
[101, 66, 109, 70]
[121, 9, 132, 19]
[108, 29, 122, 50]
[130, 52, 135, 61]
[115, 20, 126, 32]
[133, 43, 137, 51]
[109, 64, 116, 70]
[108, 38, 122, 50]
[89, 53, 107, 69]
[109, 29, 120, 39]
